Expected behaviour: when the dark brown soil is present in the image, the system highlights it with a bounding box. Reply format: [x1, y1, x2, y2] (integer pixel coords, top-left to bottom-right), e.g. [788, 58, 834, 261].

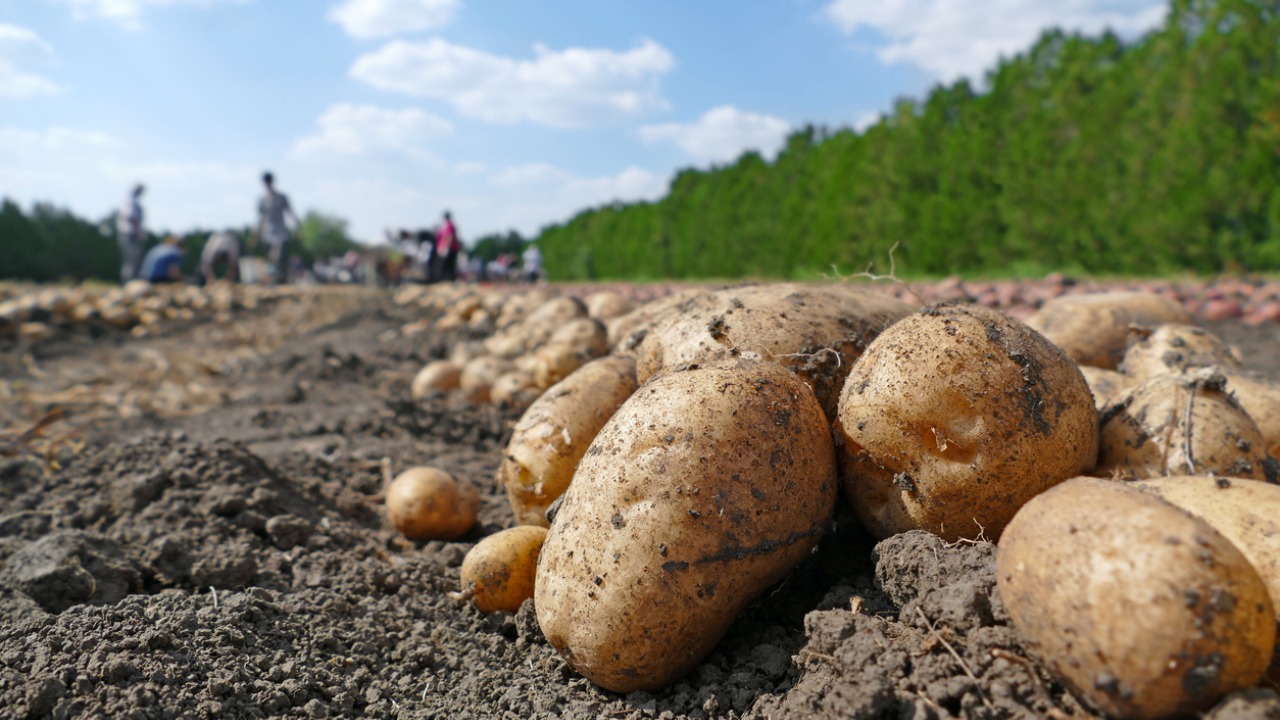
[1, 284, 1279, 719]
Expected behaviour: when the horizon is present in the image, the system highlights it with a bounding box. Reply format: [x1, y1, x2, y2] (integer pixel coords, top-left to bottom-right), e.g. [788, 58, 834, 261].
[3, 0, 1167, 244]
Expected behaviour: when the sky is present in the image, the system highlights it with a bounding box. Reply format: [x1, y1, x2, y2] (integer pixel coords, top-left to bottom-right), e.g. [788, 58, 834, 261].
[1, 0, 1169, 245]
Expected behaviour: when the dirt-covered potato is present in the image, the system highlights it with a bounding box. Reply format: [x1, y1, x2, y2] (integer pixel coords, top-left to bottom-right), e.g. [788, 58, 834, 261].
[1078, 365, 1131, 411]
[1222, 372, 1280, 458]
[834, 304, 1098, 542]
[1134, 475, 1280, 619]
[607, 286, 709, 351]
[1026, 291, 1192, 369]
[548, 317, 608, 358]
[489, 371, 539, 409]
[1095, 369, 1278, 482]
[634, 283, 913, 419]
[536, 358, 837, 693]
[499, 356, 639, 526]
[411, 360, 462, 399]
[1121, 323, 1242, 383]
[459, 526, 549, 613]
[532, 342, 591, 390]
[998, 476, 1275, 719]
[385, 467, 480, 541]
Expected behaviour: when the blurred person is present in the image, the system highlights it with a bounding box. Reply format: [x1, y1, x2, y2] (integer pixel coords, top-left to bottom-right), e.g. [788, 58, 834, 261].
[139, 235, 186, 284]
[116, 183, 146, 282]
[255, 171, 299, 285]
[434, 211, 461, 282]
[522, 243, 543, 283]
[200, 230, 241, 284]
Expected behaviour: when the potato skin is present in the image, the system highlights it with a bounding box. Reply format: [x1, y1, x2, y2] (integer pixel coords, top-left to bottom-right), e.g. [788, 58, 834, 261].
[1095, 370, 1278, 482]
[385, 467, 480, 541]
[460, 526, 549, 613]
[499, 356, 639, 527]
[535, 358, 837, 693]
[1026, 291, 1191, 369]
[998, 476, 1275, 719]
[1120, 324, 1241, 383]
[1134, 475, 1280, 620]
[1078, 365, 1131, 411]
[834, 304, 1098, 542]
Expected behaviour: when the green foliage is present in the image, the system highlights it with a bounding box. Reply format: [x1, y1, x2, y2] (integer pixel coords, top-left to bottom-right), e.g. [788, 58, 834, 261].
[297, 211, 360, 262]
[470, 230, 529, 263]
[536, 0, 1280, 280]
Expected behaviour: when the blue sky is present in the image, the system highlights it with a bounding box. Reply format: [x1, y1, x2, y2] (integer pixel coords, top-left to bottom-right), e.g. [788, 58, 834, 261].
[2, 0, 1168, 244]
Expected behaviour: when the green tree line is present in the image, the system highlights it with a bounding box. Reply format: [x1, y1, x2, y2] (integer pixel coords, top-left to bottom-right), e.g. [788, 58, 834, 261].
[0, 200, 360, 283]
[536, 0, 1280, 280]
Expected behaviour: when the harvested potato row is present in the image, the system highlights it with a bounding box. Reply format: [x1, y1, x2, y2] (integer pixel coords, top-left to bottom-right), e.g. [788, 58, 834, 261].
[1026, 290, 1191, 369]
[633, 283, 913, 419]
[1120, 323, 1243, 382]
[1095, 369, 1278, 483]
[499, 356, 640, 527]
[834, 304, 1098, 542]
[536, 358, 837, 693]
[998, 476, 1275, 719]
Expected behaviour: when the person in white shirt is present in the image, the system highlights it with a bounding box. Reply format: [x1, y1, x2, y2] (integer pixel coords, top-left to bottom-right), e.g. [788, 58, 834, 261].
[521, 243, 543, 283]
[255, 172, 299, 285]
[201, 230, 241, 283]
[116, 183, 146, 282]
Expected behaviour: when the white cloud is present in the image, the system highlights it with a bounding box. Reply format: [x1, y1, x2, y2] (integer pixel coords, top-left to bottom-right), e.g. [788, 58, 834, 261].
[824, 0, 1167, 82]
[640, 105, 791, 164]
[0, 24, 59, 98]
[490, 163, 571, 187]
[0, 126, 120, 151]
[47, 0, 250, 27]
[328, 0, 457, 39]
[453, 161, 486, 174]
[349, 37, 675, 127]
[292, 103, 452, 158]
[480, 163, 666, 236]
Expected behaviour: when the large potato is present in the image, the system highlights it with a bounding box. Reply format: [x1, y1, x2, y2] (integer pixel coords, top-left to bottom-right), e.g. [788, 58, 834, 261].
[834, 304, 1097, 542]
[1120, 323, 1242, 383]
[535, 358, 837, 693]
[1133, 475, 1280, 619]
[1026, 291, 1191, 369]
[998, 476, 1275, 719]
[634, 283, 913, 419]
[499, 356, 639, 526]
[1095, 370, 1278, 482]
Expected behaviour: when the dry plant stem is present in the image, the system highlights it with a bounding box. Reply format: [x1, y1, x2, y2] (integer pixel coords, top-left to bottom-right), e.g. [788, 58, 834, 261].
[916, 607, 994, 711]
[0, 407, 64, 458]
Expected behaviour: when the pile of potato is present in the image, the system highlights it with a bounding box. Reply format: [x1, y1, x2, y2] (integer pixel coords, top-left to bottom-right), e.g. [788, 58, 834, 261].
[0, 281, 305, 343]
[390, 282, 1280, 714]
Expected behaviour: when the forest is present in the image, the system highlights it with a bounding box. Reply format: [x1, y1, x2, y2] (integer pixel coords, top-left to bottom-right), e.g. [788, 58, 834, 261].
[535, 0, 1280, 280]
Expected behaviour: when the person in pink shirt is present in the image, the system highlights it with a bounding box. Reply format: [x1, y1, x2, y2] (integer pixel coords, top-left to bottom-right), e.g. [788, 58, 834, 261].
[435, 211, 462, 282]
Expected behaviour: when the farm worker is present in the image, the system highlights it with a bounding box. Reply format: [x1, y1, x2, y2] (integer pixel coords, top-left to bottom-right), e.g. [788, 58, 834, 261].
[522, 244, 543, 283]
[255, 171, 299, 285]
[435, 211, 462, 282]
[116, 183, 146, 282]
[200, 230, 241, 283]
[139, 235, 186, 284]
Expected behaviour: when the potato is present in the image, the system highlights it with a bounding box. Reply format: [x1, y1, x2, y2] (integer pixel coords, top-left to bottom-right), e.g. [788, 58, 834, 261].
[535, 358, 837, 693]
[834, 304, 1098, 542]
[548, 317, 608, 358]
[997, 476, 1275, 719]
[1221, 372, 1280, 458]
[489, 371, 539, 409]
[499, 356, 638, 526]
[1026, 290, 1192, 369]
[532, 342, 591, 390]
[585, 290, 634, 321]
[459, 356, 516, 403]
[385, 467, 480, 541]
[1095, 370, 1278, 482]
[1121, 323, 1242, 383]
[607, 286, 710, 350]
[634, 283, 913, 419]
[460, 526, 548, 613]
[411, 360, 462, 399]
[1078, 365, 1131, 411]
[1133, 475, 1280, 619]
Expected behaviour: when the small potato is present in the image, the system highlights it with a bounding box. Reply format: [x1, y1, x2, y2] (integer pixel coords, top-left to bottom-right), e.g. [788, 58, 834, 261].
[385, 467, 480, 541]
[1078, 365, 1131, 411]
[459, 526, 549, 613]
[548, 317, 608, 358]
[585, 290, 634, 321]
[460, 356, 516, 397]
[1221, 372, 1280, 458]
[998, 476, 1275, 719]
[536, 358, 837, 693]
[1121, 324, 1242, 383]
[1134, 475, 1280, 620]
[411, 360, 462, 399]
[532, 342, 590, 390]
[1095, 370, 1278, 482]
[489, 371, 539, 409]
[1026, 290, 1191, 369]
[499, 356, 638, 526]
[835, 304, 1098, 542]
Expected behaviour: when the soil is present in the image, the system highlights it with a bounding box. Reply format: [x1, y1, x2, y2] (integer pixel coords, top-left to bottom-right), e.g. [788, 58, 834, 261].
[2, 282, 1279, 720]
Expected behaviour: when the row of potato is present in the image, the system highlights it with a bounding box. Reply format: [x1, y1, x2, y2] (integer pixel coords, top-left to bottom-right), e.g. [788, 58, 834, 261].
[0, 280, 307, 342]
[389, 283, 1280, 719]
